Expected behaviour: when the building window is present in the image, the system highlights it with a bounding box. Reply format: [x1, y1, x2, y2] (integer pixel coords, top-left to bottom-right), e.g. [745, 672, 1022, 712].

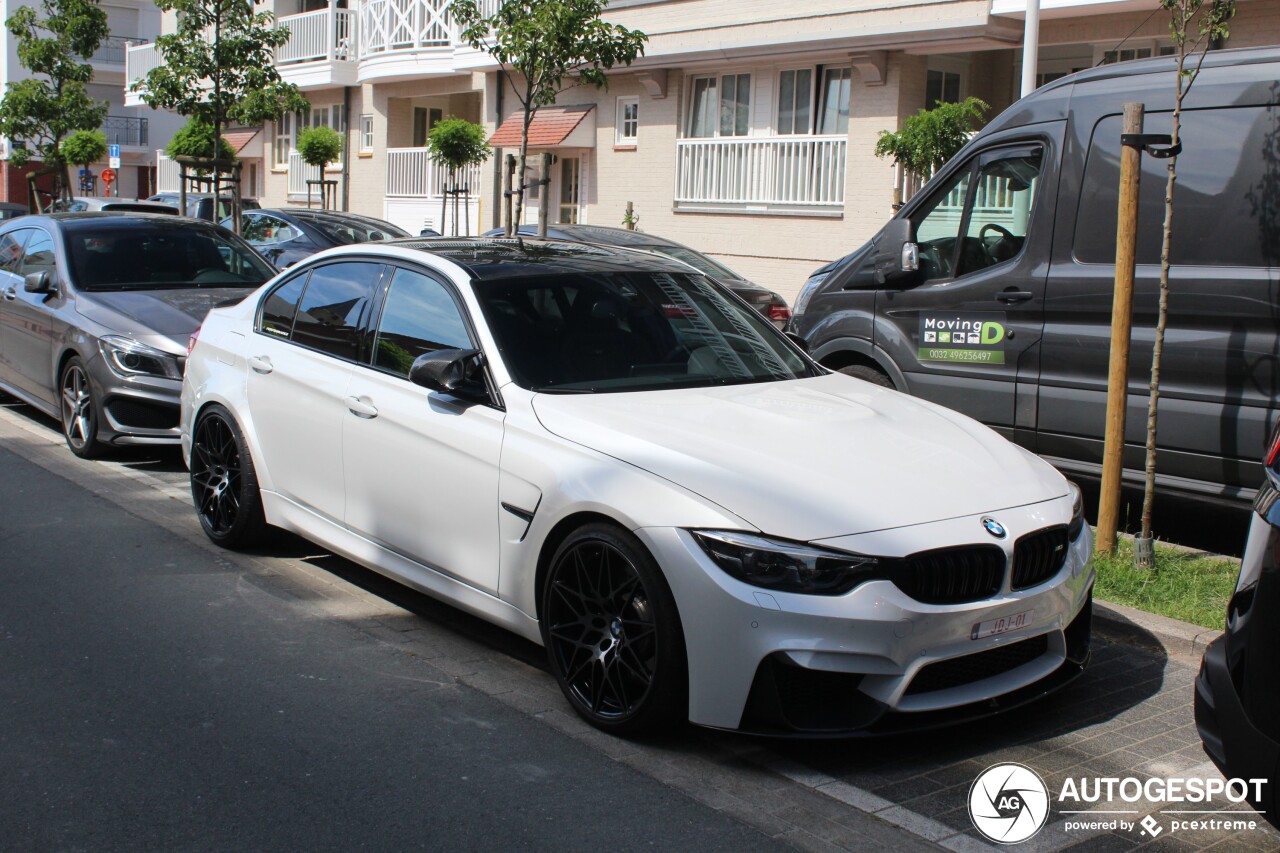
[926, 69, 962, 107]
[818, 67, 851, 134]
[777, 69, 812, 135]
[688, 74, 750, 138]
[360, 114, 373, 152]
[413, 107, 443, 147]
[615, 97, 638, 145]
[1095, 41, 1176, 66]
[272, 113, 294, 167]
[307, 105, 346, 131]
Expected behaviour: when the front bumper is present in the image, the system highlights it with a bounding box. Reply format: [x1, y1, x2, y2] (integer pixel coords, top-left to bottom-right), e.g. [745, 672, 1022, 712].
[637, 499, 1094, 734]
[85, 350, 182, 445]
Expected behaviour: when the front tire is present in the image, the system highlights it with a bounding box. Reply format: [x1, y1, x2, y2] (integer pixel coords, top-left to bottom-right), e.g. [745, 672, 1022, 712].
[190, 404, 267, 549]
[60, 356, 103, 459]
[541, 523, 687, 735]
[838, 363, 893, 388]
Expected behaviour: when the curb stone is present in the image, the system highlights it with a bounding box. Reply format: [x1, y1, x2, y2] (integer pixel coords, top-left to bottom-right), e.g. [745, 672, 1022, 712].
[1092, 598, 1222, 663]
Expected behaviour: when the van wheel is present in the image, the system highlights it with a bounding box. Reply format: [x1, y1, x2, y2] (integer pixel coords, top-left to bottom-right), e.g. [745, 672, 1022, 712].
[838, 364, 893, 388]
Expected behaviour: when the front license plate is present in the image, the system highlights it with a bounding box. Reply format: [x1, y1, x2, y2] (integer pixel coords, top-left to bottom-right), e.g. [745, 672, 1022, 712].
[971, 610, 1034, 640]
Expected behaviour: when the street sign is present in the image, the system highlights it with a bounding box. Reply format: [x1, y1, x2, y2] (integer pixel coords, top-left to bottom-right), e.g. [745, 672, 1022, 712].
[108, 144, 120, 159]
[102, 168, 116, 186]
[108, 156, 121, 169]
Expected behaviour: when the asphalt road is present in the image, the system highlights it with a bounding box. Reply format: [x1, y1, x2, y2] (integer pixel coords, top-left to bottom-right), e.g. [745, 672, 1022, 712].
[0, 443, 783, 852]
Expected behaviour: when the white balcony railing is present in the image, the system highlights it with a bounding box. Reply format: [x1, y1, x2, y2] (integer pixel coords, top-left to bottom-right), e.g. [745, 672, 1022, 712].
[360, 0, 452, 56]
[386, 147, 482, 198]
[276, 8, 356, 64]
[675, 136, 847, 208]
[125, 42, 163, 91]
[287, 151, 325, 197]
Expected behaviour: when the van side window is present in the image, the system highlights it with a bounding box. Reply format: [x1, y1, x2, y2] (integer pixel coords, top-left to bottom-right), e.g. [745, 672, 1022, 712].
[1074, 106, 1274, 267]
[909, 145, 1044, 284]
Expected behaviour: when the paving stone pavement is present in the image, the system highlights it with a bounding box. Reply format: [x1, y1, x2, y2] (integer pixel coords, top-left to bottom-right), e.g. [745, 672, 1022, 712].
[2, 398, 1276, 852]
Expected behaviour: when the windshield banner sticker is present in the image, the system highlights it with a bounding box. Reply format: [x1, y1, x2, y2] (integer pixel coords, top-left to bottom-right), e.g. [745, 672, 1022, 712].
[918, 313, 1007, 364]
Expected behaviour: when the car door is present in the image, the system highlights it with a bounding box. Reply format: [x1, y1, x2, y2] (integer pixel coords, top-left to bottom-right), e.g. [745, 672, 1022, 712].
[874, 134, 1059, 439]
[4, 228, 61, 405]
[343, 265, 505, 594]
[0, 228, 33, 385]
[245, 260, 386, 524]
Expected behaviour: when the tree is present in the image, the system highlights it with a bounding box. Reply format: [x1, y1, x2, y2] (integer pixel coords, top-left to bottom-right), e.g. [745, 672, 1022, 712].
[0, 0, 109, 206]
[427, 117, 491, 236]
[61, 128, 106, 191]
[136, 0, 308, 200]
[453, 0, 646, 236]
[297, 125, 343, 209]
[875, 97, 988, 179]
[1133, 0, 1236, 566]
[165, 118, 238, 163]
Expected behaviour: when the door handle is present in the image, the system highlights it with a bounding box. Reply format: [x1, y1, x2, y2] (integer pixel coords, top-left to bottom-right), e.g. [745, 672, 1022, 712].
[345, 396, 378, 419]
[2, 286, 15, 301]
[248, 355, 273, 374]
[995, 289, 1034, 304]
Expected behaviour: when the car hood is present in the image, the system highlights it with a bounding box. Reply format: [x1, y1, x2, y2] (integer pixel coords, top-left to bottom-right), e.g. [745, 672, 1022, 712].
[531, 374, 1065, 541]
[76, 288, 252, 347]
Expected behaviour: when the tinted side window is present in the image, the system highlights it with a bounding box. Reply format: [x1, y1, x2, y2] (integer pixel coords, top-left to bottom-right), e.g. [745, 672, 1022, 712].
[0, 229, 31, 273]
[1075, 106, 1277, 266]
[372, 267, 472, 377]
[19, 231, 55, 276]
[259, 272, 309, 338]
[290, 262, 383, 360]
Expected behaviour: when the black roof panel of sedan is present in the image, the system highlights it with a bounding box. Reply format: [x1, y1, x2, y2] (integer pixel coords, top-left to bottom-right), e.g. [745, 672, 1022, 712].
[387, 237, 697, 280]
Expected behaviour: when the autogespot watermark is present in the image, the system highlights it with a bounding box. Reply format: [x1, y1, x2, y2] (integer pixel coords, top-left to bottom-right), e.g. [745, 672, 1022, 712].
[967, 765, 1268, 844]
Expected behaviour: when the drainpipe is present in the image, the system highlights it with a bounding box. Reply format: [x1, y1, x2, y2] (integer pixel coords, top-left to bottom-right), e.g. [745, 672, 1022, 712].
[492, 69, 504, 231]
[1020, 0, 1041, 98]
[342, 85, 352, 211]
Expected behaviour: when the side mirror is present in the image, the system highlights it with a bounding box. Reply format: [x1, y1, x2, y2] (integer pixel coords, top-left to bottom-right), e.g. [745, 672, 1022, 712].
[408, 348, 489, 403]
[23, 270, 53, 294]
[872, 218, 919, 285]
[784, 332, 809, 353]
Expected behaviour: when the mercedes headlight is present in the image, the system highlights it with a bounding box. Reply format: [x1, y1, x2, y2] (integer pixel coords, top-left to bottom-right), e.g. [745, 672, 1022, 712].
[98, 335, 182, 380]
[692, 530, 883, 596]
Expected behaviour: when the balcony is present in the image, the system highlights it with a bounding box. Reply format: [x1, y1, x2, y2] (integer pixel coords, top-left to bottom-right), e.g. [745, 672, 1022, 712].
[102, 115, 149, 148]
[123, 42, 162, 106]
[88, 35, 140, 68]
[674, 136, 847, 212]
[274, 7, 359, 89]
[385, 147, 483, 235]
[385, 147, 482, 198]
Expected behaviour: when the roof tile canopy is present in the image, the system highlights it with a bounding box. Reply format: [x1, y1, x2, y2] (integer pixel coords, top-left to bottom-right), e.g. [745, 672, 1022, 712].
[490, 105, 595, 148]
[223, 129, 262, 154]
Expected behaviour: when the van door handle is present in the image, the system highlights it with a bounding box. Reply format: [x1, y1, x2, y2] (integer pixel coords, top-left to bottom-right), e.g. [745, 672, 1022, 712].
[248, 355, 273, 374]
[345, 396, 378, 419]
[995, 289, 1034, 304]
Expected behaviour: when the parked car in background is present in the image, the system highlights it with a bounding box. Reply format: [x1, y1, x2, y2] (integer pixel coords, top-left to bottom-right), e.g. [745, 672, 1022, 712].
[482, 224, 793, 329]
[791, 46, 1280, 505]
[0, 213, 276, 457]
[148, 193, 261, 221]
[55, 197, 179, 215]
[1196, 419, 1280, 831]
[182, 237, 1092, 737]
[224, 208, 409, 269]
[0, 201, 28, 221]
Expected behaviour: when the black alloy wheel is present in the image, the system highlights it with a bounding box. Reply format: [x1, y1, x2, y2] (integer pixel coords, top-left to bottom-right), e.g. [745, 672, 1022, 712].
[190, 405, 267, 549]
[542, 523, 687, 735]
[60, 356, 102, 459]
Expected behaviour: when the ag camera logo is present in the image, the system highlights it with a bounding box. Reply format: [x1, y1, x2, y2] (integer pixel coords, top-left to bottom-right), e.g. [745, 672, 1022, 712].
[969, 763, 1051, 844]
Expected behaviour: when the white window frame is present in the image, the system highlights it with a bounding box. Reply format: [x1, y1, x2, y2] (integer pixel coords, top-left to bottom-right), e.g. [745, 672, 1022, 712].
[776, 68, 814, 136]
[360, 114, 373, 152]
[272, 113, 294, 168]
[1092, 39, 1176, 67]
[686, 73, 752, 139]
[817, 66, 852, 135]
[615, 96, 638, 146]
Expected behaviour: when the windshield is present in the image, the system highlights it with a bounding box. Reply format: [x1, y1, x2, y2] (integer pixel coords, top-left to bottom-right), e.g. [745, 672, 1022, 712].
[300, 215, 408, 245]
[66, 222, 277, 290]
[474, 270, 818, 393]
[644, 245, 743, 281]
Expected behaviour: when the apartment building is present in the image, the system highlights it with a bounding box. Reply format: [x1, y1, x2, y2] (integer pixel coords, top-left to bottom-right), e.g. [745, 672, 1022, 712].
[0, 0, 183, 205]
[125, 0, 1279, 299]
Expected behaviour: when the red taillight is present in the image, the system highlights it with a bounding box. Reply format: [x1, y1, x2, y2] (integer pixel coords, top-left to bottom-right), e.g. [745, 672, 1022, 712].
[187, 324, 201, 356]
[1266, 421, 1280, 467]
[768, 302, 792, 326]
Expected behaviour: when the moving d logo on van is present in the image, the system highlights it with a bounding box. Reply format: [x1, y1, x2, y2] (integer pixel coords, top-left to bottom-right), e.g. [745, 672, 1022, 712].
[919, 313, 1007, 364]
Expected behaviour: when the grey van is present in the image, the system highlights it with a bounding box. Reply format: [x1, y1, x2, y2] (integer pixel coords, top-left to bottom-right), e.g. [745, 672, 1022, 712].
[791, 46, 1280, 504]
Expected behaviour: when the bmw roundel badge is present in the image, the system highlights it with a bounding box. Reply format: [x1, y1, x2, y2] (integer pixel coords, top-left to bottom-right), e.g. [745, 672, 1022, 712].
[981, 517, 1007, 539]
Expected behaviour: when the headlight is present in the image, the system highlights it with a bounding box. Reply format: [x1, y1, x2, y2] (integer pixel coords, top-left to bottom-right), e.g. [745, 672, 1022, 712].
[692, 530, 882, 596]
[98, 335, 182, 380]
[1067, 480, 1085, 541]
[792, 272, 828, 317]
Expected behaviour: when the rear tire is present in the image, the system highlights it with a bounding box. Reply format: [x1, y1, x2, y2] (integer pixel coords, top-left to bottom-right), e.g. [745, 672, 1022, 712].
[190, 404, 268, 549]
[541, 523, 688, 735]
[837, 363, 893, 388]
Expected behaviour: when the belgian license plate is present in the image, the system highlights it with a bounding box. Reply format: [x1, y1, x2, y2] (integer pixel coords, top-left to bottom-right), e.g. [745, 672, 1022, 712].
[971, 610, 1034, 640]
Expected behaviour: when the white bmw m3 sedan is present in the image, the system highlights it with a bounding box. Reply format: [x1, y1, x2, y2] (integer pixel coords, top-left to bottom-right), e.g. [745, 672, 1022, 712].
[181, 238, 1093, 736]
